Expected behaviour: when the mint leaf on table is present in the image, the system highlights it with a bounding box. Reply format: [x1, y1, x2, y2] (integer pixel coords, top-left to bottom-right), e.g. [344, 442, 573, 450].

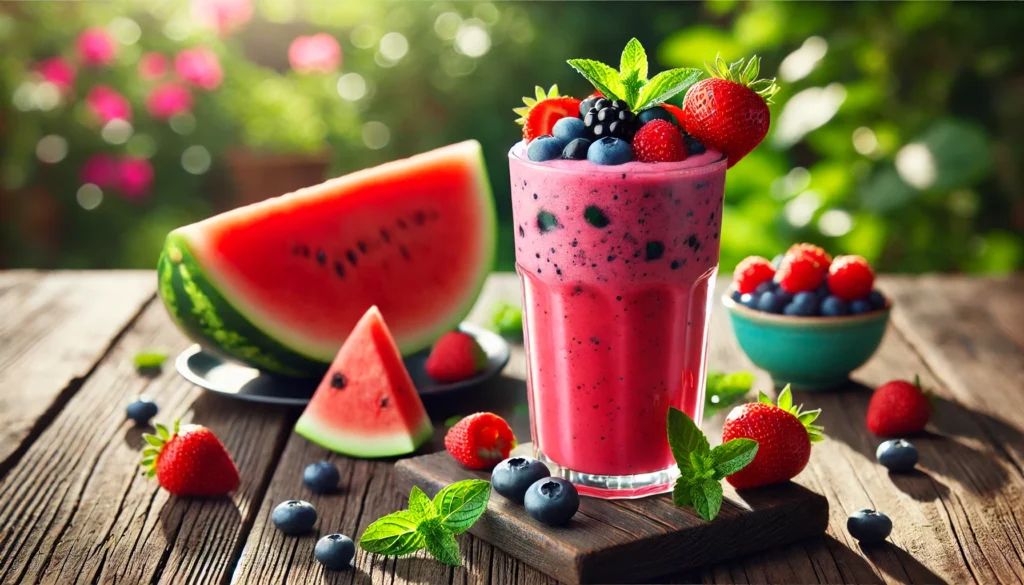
[359, 510, 425, 556]
[417, 517, 462, 566]
[705, 371, 755, 416]
[133, 350, 168, 370]
[432, 479, 490, 534]
[408, 486, 437, 520]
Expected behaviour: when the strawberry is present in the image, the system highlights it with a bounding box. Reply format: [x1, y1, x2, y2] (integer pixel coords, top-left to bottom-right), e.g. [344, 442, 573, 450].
[633, 119, 688, 163]
[512, 85, 581, 142]
[866, 376, 931, 436]
[776, 249, 826, 293]
[680, 55, 779, 168]
[722, 386, 824, 489]
[786, 243, 832, 271]
[426, 331, 488, 383]
[733, 256, 776, 294]
[142, 420, 239, 497]
[445, 412, 516, 469]
[829, 255, 875, 302]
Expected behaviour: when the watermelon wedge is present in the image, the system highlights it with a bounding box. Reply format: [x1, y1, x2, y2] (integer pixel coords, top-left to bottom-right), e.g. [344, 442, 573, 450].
[295, 306, 433, 457]
[158, 141, 495, 376]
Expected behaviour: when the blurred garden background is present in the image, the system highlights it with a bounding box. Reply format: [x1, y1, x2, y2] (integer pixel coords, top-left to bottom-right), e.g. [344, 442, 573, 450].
[1, 0, 1021, 273]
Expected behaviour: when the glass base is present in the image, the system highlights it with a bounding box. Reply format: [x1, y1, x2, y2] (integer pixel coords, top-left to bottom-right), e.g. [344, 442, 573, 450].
[536, 449, 679, 499]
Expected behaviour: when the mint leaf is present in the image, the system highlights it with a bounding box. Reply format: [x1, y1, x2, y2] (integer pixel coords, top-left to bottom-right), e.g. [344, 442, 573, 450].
[710, 438, 758, 479]
[408, 486, 436, 520]
[705, 371, 755, 415]
[444, 415, 464, 429]
[690, 478, 724, 521]
[359, 510, 425, 556]
[432, 479, 490, 534]
[619, 38, 648, 81]
[566, 59, 624, 102]
[690, 451, 717, 480]
[418, 517, 462, 566]
[636, 68, 703, 111]
[490, 301, 523, 338]
[621, 69, 646, 111]
[672, 477, 692, 507]
[134, 350, 168, 369]
[667, 407, 710, 477]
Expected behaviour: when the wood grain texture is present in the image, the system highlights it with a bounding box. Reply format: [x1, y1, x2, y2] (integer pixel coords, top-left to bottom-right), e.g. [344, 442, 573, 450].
[0, 270, 155, 475]
[0, 303, 292, 585]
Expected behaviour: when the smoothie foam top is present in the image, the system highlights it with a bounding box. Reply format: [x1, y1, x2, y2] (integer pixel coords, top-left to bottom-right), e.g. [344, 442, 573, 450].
[510, 140, 726, 174]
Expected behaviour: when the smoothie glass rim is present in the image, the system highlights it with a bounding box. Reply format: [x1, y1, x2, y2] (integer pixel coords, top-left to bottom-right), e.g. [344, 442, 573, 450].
[509, 143, 728, 176]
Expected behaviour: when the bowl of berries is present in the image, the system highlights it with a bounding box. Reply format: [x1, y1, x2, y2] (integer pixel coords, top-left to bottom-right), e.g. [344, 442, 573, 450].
[723, 244, 890, 390]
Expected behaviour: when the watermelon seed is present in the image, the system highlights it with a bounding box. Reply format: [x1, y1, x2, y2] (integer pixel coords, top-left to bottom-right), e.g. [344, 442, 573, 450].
[292, 244, 303, 256]
[397, 219, 408, 230]
[333, 261, 346, 278]
[316, 250, 326, 265]
[414, 211, 426, 226]
[380, 228, 391, 243]
[346, 250, 358, 266]
[331, 372, 347, 389]
[357, 241, 367, 254]
[380, 397, 390, 408]
[399, 246, 411, 261]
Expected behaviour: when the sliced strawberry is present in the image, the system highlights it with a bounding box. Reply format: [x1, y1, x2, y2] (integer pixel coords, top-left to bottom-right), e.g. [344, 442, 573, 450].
[523, 97, 582, 142]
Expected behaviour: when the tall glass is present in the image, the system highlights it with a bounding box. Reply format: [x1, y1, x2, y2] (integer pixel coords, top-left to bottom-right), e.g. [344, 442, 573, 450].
[508, 143, 727, 499]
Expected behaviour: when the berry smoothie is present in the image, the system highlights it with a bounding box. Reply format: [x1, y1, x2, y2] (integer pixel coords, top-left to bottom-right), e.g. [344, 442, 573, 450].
[509, 142, 727, 498]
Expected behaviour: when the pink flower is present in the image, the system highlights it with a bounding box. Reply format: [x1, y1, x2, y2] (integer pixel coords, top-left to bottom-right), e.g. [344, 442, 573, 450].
[174, 47, 223, 91]
[35, 57, 76, 91]
[76, 28, 117, 67]
[191, 0, 253, 37]
[139, 53, 169, 81]
[80, 153, 120, 189]
[118, 157, 154, 200]
[85, 85, 131, 124]
[288, 34, 341, 74]
[146, 82, 193, 120]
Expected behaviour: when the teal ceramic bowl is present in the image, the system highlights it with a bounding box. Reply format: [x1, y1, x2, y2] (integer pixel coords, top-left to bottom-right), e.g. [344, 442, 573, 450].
[722, 292, 891, 391]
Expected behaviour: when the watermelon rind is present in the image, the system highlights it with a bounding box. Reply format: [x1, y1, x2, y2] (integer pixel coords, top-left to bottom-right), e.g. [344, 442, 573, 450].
[294, 412, 433, 458]
[156, 141, 496, 376]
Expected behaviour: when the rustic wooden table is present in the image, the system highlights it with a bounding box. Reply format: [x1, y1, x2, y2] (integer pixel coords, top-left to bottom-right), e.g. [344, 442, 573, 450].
[1, 271, 1022, 585]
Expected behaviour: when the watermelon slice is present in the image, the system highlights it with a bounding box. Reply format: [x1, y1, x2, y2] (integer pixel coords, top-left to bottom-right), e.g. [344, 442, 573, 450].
[158, 141, 495, 376]
[295, 306, 433, 457]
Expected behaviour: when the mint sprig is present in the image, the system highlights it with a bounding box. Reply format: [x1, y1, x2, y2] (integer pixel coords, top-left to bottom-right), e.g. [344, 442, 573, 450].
[568, 38, 702, 112]
[705, 370, 755, 415]
[359, 479, 490, 566]
[666, 407, 758, 521]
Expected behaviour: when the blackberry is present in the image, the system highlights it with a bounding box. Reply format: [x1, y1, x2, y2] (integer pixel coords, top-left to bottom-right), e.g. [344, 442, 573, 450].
[583, 99, 637, 141]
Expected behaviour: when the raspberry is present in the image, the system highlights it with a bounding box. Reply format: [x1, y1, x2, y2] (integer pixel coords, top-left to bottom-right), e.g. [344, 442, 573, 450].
[632, 119, 687, 162]
[776, 252, 826, 293]
[786, 243, 832, 271]
[829, 255, 875, 301]
[445, 412, 516, 470]
[733, 256, 775, 294]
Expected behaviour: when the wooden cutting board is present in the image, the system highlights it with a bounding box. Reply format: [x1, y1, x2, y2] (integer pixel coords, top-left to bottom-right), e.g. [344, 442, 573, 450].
[395, 446, 828, 584]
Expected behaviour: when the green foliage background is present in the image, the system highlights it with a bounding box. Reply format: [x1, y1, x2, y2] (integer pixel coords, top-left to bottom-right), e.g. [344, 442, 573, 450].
[1, 1, 1021, 273]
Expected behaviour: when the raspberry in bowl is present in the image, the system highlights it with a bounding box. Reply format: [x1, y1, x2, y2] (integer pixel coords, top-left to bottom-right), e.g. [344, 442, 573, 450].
[723, 244, 891, 390]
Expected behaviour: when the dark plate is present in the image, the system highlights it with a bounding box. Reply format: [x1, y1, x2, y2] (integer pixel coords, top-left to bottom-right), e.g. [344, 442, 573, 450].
[175, 322, 511, 405]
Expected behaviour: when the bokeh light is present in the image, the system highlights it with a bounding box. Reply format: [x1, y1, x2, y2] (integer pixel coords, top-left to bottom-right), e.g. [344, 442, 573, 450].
[35, 135, 68, 164]
[362, 121, 390, 150]
[337, 73, 367, 101]
[76, 184, 103, 210]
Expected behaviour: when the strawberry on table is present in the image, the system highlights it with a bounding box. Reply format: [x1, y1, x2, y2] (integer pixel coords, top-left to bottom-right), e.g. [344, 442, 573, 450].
[632, 119, 688, 163]
[142, 420, 240, 497]
[722, 386, 824, 489]
[445, 412, 517, 470]
[680, 55, 779, 168]
[866, 376, 931, 436]
[426, 331, 488, 383]
[513, 85, 581, 142]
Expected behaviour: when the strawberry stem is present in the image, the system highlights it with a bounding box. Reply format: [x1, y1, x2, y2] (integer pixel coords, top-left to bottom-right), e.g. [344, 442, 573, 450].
[704, 54, 780, 103]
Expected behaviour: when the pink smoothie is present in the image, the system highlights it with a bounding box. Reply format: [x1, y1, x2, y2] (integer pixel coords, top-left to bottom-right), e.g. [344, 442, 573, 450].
[509, 142, 727, 490]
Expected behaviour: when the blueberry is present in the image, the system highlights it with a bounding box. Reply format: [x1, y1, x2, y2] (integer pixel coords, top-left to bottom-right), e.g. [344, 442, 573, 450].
[731, 289, 743, 302]
[847, 509, 892, 544]
[126, 397, 159, 425]
[272, 500, 317, 535]
[876, 439, 918, 472]
[562, 138, 591, 160]
[739, 293, 757, 308]
[682, 132, 706, 155]
[784, 291, 820, 316]
[315, 533, 355, 570]
[524, 478, 579, 525]
[868, 290, 887, 310]
[587, 137, 633, 165]
[757, 291, 792, 314]
[527, 135, 567, 162]
[303, 461, 340, 494]
[492, 457, 551, 504]
[754, 281, 776, 296]
[816, 281, 832, 297]
[820, 295, 850, 317]
[553, 117, 588, 141]
[638, 106, 678, 127]
[850, 299, 873, 315]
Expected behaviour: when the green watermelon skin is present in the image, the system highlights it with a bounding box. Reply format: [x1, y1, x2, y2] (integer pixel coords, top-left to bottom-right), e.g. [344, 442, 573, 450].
[156, 140, 495, 377]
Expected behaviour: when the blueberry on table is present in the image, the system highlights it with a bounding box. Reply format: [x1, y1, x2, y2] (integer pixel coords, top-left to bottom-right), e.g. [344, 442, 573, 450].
[527, 136, 567, 162]
[303, 461, 340, 493]
[553, 117, 588, 141]
[524, 477, 579, 525]
[638, 106, 677, 127]
[868, 290, 887, 310]
[126, 397, 158, 425]
[562, 138, 591, 160]
[492, 457, 551, 504]
[876, 439, 918, 472]
[850, 299, 872, 315]
[757, 290, 791, 314]
[847, 509, 892, 544]
[820, 295, 850, 317]
[587, 137, 634, 166]
[784, 291, 821, 316]
[272, 500, 317, 535]
[315, 533, 355, 570]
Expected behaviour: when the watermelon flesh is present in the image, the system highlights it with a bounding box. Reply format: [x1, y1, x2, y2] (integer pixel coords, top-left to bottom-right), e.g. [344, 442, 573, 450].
[295, 306, 433, 457]
[158, 141, 495, 376]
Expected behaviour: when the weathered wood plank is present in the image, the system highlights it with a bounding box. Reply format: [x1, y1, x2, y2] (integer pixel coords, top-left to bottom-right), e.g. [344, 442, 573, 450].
[0, 303, 292, 585]
[0, 270, 155, 476]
